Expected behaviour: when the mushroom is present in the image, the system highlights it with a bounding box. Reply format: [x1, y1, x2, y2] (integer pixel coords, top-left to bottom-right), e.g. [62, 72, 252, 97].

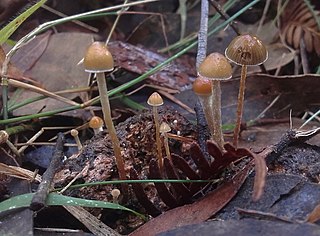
[147, 92, 164, 171]
[111, 188, 121, 204]
[70, 129, 82, 151]
[0, 130, 20, 157]
[225, 34, 268, 148]
[89, 116, 104, 135]
[160, 122, 171, 161]
[198, 52, 232, 150]
[84, 42, 126, 181]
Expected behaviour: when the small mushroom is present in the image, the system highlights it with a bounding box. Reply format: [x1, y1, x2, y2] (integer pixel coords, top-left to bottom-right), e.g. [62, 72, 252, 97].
[160, 122, 171, 161]
[111, 188, 121, 204]
[225, 34, 268, 147]
[70, 129, 82, 151]
[198, 52, 232, 150]
[89, 116, 104, 135]
[84, 42, 126, 181]
[147, 92, 164, 171]
[0, 130, 20, 157]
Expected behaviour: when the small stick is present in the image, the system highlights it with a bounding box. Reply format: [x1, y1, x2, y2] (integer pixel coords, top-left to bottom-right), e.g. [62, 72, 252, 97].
[30, 133, 65, 211]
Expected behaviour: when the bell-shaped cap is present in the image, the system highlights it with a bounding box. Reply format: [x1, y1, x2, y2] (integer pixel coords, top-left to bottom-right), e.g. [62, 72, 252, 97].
[160, 122, 171, 133]
[198, 53, 232, 80]
[225, 34, 268, 66]
[147, 92, 163, 107]
[84, 42, 114, 73]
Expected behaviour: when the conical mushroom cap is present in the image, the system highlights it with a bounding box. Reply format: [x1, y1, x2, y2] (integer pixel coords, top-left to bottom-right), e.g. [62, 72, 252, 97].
[84, 42, 114, 73]
[225, 34, 268, 66]
[198, 53, 232, 80]
[147, 92, 163, 106]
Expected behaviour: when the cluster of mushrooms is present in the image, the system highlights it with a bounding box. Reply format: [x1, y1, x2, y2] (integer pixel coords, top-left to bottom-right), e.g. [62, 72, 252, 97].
[193, 34, 268, 149]
[79, 34, 268, 198]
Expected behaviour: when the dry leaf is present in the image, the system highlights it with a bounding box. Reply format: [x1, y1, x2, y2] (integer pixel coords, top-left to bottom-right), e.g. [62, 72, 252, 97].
[280, 0, 320, 55]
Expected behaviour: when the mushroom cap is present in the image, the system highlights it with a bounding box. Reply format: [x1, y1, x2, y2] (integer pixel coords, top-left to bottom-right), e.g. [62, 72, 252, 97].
[84, 42, 114, 73]
[160, 122, 171, 133]
[70, 129, 79, 137]
[111, 188, 121, 198]
[89, 116, 104, 129]
[225, 34, 268, 66]
[193, 76, 212, 96]
[198, 53, 232, 80]
[0, 130, 9, 144]
[147, 92, 163, 106]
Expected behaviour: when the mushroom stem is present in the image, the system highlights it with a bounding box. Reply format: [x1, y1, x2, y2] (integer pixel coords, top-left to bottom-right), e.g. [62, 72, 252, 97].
[71, 129, 82, 151]
[211, 80, 224, 150]
[163, 133, 171, 161]
[153, 106, 163, 171]
[96, 72, 126, 181]
[198, 95, 215, 142]
[233, 65, 247, 148]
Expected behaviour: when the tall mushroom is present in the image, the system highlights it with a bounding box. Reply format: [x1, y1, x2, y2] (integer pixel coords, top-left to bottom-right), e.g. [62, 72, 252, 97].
[147, 92, 164, 171]
[225, 34, 268, 148]
[198, 53, 232, 150]
[83, 42, 126, 181]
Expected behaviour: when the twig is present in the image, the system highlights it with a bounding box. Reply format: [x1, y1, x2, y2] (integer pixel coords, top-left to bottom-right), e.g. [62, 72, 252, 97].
[196, 0, 209, 68]
[30, 133, 65, 211]
[208, 0, 240, 35]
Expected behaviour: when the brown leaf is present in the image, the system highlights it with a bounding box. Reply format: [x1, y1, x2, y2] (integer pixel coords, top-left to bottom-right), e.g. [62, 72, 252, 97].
[11, 30, 52, 73]
[306, 203, 320, 223]
[13, 32, 92, 117]
[129, 163, 252, 236]
[252, 154, 267, 201]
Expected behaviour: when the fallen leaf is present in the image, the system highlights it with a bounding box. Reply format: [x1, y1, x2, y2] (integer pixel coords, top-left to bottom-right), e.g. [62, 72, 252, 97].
[130, 163, 252, 236]
[12, 32, 93, 117]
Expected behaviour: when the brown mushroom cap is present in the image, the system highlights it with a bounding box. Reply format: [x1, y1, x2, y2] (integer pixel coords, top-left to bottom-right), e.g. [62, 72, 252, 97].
[89, 116, 104, 129]
[225, 34, 268, 66]
[160, 122, 171, 133]
[198, 53, 232, 80]
[84, 42, 114, 73]
[193, 76, 212, 96]
[147, 92, 164, 106]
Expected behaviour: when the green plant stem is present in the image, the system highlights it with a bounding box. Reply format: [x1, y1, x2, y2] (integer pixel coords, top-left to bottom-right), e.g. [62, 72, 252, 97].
[96, 73, 126, 181]
[233, 65, 247, 148]
[211, 80, 224, 150]
[1, 77, 8, 120]
[54, 179, 220, 191]
[0, 0, 260, 125]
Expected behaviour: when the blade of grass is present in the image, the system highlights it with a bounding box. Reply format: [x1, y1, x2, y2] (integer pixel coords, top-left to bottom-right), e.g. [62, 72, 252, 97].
[0, 0, 47, 44]
[0, 193, 145, 219]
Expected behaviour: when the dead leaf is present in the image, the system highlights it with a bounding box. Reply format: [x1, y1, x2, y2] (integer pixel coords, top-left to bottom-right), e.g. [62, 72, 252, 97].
[252, 154, 267, 201]
[10, 30, 52, 73]
[130, 163, 252, 236]
[12, 32, 93, 117]
[307, 203, 320, 223]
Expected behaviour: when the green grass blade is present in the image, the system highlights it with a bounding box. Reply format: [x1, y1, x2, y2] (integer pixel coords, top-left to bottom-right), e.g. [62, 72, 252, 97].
[0, 0, 47, 45]
[0, 193, 145, 219]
